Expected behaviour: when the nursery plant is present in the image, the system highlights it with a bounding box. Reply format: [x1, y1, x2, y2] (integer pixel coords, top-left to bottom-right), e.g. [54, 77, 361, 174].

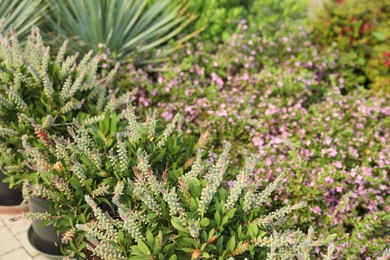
[186, 0, 249, 42]
[311, 0, 390, 92]
[45, 0, 197, 64]
[114, 20, 390, 258]
[0, 28, 121, 188]
[20, 105, 336, 259]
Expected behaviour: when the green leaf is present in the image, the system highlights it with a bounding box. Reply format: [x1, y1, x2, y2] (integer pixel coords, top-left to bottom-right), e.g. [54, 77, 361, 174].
[110, 113, 118, 136]
[373, 31, 387, 41]
[162, 243, 176, 253]
[208, 229, 215, 240]
[102, 111, 110, 134]
[200, 218, 210, 227]
[214, 212, 221, 226]
[130, 256, 148, 260]
[118, 229, 124, 241]
[169, 255, 177, 260]
[171, 217, 189, 233]
[238, 225, 242, 238]
[225, 208, 237, 219]
[216, 236, 224, 253]
[226, 236, 236, 253]
[146, 230, 154, 246]
[247, 223, 258, 238]
[180, 238, 199, 247]
[190, 198, 198, 212]
[180, 247, 196, 253]
[137, 239, 150, 255]
[154, 149, 166, 163]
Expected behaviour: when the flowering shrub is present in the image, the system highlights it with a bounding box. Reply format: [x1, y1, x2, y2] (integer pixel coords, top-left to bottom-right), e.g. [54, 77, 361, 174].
[120, 22, 358, 156]
[255, 88, 390, 258]
[21, 104, 335, 259]
[115, 21, 390, 258]
[311, 0, 390, 92]
[0, 28, 119, 187]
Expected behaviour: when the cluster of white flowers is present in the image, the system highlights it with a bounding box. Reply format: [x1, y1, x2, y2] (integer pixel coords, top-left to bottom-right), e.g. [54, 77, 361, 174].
[224, 155, 259, 213]
[198, 143, 231, 216]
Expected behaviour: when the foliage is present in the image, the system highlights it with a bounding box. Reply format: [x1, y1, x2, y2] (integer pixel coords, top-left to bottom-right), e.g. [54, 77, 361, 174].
[115, 21, 390, 258]
[22, 107, 335, 259]
[311, 0, 390, 92]
[186, 0, 308, 43]
[186, 0, 249, 42]
[44, 0, 196, 64]
[0, 0, 46, 39]
[248, 0, 309, 31]
[0, 28, 120, 187]
[120, 21, 359, 139]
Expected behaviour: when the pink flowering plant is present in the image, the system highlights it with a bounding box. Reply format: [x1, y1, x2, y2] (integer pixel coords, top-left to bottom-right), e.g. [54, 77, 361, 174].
[115, 21, 389, 259]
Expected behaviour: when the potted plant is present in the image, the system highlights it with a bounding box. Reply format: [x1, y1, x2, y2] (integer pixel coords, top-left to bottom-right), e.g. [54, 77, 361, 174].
[21, 105, 336, 259]
[0, 161, 24, 212]
[0, 28, 124, 256]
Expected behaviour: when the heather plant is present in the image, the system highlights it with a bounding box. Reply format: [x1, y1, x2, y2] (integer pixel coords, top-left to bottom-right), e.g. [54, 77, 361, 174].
[21, 107, 196, 257]
[0, 28, 120, 187]
[20, 106, 335, 258]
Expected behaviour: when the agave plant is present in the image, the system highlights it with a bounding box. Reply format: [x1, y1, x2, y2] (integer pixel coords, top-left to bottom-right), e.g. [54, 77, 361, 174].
[45, 0, 197, 64]
[0, 0, 46, 38]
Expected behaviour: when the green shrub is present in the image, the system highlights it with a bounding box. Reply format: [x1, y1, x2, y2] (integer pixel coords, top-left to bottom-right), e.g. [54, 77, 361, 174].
[44, 0, 196, 64]
[23, 107, 334, 259]
[0, 28, 121, 187]
[186, 0, 249, 42]
[114, 21, 390, 258]
[248, 0, 309, 31]
[311, 0, 390, 92]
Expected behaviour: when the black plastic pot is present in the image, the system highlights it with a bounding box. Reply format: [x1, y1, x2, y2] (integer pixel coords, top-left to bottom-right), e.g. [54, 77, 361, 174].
[0, 171, 23, 206]
[28, 196, 63, 256]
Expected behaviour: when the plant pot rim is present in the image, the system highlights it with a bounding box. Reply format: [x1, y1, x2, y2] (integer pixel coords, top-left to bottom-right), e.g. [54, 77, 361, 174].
[0, 203, 29, 214]
[27, 226, 64, 259]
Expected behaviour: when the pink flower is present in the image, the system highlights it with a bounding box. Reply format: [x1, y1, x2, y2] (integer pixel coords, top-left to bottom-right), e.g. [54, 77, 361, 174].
[324, 136, 332, 145]
[335, 161, 343, 169]
[325, 177, 333, 183]
[311, 206, 321, 214]
[328, 148, 337, 157]
[161, 111, 173, 120]
[265, 158, 272, 166]
[252, 137, 264, 146]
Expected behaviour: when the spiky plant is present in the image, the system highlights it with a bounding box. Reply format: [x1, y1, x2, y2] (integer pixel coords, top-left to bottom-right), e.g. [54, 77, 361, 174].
[0, 28, 123, 187]
[44, 0, 197, 64]
[0, 0, 47, 39]
[22, 105, 335, 259]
